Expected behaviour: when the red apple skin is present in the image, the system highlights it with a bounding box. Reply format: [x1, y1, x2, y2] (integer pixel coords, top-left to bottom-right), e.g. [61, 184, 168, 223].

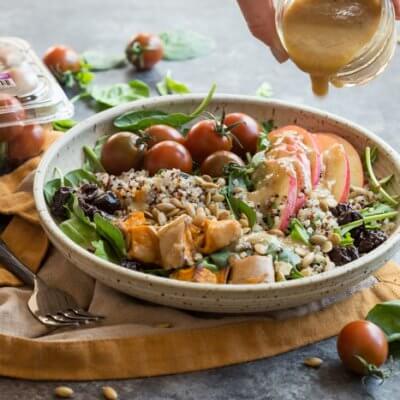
[279, 173, 298, 230]
[269, 125, 321, 188]
[314, 132, 364, 187]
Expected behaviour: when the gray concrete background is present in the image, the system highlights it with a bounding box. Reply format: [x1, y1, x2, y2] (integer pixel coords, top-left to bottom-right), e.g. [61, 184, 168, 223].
[0, 0, 400, 398]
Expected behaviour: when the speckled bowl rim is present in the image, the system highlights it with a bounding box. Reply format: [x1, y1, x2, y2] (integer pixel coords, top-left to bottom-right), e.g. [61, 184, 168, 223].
[34, 94, 400, 293]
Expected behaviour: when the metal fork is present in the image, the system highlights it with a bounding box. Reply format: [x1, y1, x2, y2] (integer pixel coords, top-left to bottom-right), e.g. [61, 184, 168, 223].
[0, 239, 104, 328]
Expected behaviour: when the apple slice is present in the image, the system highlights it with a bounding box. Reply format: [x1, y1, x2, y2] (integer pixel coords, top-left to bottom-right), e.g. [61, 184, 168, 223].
[314, 132, 364, 187]
[249, 159, 298, 230]
[322, 143, 350, 202]
[269, 125, 321, 188]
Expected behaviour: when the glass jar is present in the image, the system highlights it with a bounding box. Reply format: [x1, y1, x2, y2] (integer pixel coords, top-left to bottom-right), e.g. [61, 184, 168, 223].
[274, 0, 396, 89]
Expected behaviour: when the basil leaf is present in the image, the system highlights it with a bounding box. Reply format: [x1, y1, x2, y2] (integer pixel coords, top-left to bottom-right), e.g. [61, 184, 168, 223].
[93, 213, 126, 258]
[92, 239, 119, 263]
[44, 178, 61, 205]
[82, 50, 126, 71]
[290, 218, 310, 245]
[64, 169, 98, 187]
[52, 119, 78, 132]
[89, 79, 150, 108]
[367, 301, 400, 342]
[159, 30, 215, 61]
[156, 71, 191, 95]
[60, 214, 100, 249]
[256, 82, 273, 98]
[114, 84, 216, 130]
[228, 197, 256, 228]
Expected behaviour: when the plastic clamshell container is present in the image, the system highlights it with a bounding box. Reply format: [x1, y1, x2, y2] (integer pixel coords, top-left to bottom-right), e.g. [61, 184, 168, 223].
[0, 37, 73, 128]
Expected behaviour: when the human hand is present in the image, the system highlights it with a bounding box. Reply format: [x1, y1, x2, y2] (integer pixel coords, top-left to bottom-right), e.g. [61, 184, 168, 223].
[238, 0, 400, 63]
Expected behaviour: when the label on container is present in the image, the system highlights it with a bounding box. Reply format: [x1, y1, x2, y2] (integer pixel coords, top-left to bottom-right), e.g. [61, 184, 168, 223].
[0, 72, 16, 89]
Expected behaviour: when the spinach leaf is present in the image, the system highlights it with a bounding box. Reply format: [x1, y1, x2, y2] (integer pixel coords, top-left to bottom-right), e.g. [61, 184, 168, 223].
[367, 301, 400, 342]
[92, 239, 119, 263]
[64, 169, 98, 187]
[81, 50, 126, 71]
[256, 82, 273, 98]
[83, 145, 105, 173]
[44, 178, 61, 205]
[60, 214, 100, 249]
[290, 218, 310, 245]
[88, 79, 150, 108]
[93, 213, 126, 258]
[159, 30, 215, 61]
[228, 197, 256, 228]
[198, 258, 219, 273]
[114, 84, 216, 130]
[209, 250, 232, 268]
[52, 119, 78, 132]
[288, 266, 304, 279]
[156, 71, 191, 95]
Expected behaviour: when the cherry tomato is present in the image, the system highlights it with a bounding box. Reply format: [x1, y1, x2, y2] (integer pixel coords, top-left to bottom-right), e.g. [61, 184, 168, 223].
[101, 132, 144, 175]
[0, 94, 26, 142]
[43, 45, 81, 76]
[201, 150, 244, 177]
[184, 120, 232, 163]
[144, 140, 192, 175]
[7, 124, 45, 162]
[125, 33, 164, 71]
[144, 124, 184, 147]
[224, 112, 261, 156]
[337, 320, 388, 375]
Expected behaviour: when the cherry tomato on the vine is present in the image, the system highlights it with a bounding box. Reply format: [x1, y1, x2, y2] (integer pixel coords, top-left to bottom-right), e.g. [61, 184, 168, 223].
[125, 33, 164, 71]
[224, 112, 261, 156]
[337, 320, 388, 375]
[184, 120, 232, 163]
[43, 45, 81, 76]
[200, 150, 244, 177]
[144, 140, 192, 175]
[101, 132, 144, 175]
[144, 124, 184, 147]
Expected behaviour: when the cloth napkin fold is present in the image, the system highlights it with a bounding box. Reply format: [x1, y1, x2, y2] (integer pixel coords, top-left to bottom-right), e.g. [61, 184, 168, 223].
[0, 130, 399, 381]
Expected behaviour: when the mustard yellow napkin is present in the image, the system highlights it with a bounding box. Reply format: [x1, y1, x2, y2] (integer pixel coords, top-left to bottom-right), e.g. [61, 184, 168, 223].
[0, 130, 398, 381]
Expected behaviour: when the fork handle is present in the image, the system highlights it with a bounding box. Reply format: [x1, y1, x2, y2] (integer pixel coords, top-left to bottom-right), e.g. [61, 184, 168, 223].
[0, 239, 36, 287]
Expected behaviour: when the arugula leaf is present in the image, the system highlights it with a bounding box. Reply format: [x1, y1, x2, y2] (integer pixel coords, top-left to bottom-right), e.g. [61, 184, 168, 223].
[83, 145, 105, 173]
[288, 266, 304, 279]
[159, 30, 215, 61]
[228, 197, 256, 228]
[92, 239, 119, 263]
[81, 50, 126, 71]
[262, 120, 275, 134]
[114, 84, 216, 130]
[360, 202, 396, 217]
[88, 79, 150, 108]
[367, 300, 400, 342]
[156, 71, 191, 95]
[93, 213, 126, 258]
[60, 214, 100, 249]
[290, 218, 310, 245]
[256, 82, 273, 98]
[64, 169, 98, 187]
[52, 119, 78, 132]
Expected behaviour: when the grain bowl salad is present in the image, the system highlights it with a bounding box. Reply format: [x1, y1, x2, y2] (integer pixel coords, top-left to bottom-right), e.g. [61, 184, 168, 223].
[45, 88, 399, 284]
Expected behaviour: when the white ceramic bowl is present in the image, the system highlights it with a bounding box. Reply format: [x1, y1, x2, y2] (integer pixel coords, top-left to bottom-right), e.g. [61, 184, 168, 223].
[34, 95, 400, 313]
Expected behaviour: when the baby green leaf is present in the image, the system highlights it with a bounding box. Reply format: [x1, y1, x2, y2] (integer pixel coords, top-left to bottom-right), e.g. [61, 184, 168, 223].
[52, 119, 78, 132]
[114, 84, 216, 130]
[290, 218, 310, 245]
[93, 213, 126, 258]
[64, 169, 98, 187]
[44, 178, 61, 205]
[156, 71, 191, 95]
[256, 82, 273, 98]
[81, 50, 126, 71]
[60, 214, 100, 249]
[367, 301, 400, 342]
[159, 30, 215, 61]
[92, 239, 119, 263]
[83, 145, 105, 173]
[228, 197, 256, 228]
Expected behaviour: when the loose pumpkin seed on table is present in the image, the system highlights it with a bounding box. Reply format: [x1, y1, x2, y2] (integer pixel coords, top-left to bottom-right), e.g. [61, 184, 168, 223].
[304, 357, 323, 368]
[54, 386, 74, 398]
[102, 386, 119, 400]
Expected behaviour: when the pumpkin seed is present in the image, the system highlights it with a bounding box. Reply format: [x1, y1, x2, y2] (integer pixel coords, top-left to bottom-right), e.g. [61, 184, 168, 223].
[304, 357, 323, 368]
[310, 234, 327, 245]
[217, 210, 231, 220]
[268, 228, 284, 237]
[301, 252, 315, 268]
[156, 202, 175, 212]
[102, 386, 118, 400]
[254, 243, 268, 255]
[54, 386, 74, 398]
[321, 240, 333, 253]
